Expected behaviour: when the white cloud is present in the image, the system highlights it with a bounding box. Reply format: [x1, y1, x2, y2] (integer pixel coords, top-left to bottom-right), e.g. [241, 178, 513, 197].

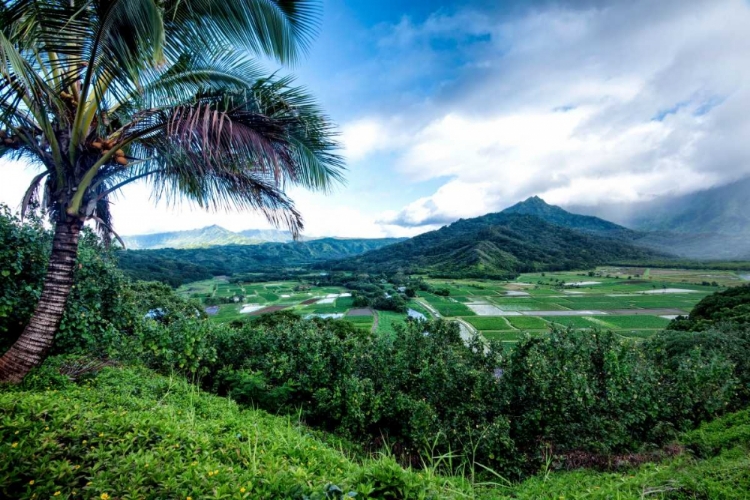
[377, 0, 750, 227]
[340, 119, 389, 161]
[4, 0, 750, 238]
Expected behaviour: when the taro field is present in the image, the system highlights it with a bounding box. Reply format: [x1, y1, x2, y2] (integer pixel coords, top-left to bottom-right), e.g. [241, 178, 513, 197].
[417, 266, 749, 347]
[178, 277, 385, 335]
[177, 267, 747, 347]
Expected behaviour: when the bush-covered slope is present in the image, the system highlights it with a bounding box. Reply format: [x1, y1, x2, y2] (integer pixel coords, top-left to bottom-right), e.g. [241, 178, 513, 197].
[0, 366, 474, 499]
[668, 284, 750, 331]
[327, 213, 666, 277]
[3, 365, 750, 500]
[511, 410, 750, 499]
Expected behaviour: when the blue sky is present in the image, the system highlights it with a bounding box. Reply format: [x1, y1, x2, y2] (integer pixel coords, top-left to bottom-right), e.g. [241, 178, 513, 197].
[2, 0, 750, 238]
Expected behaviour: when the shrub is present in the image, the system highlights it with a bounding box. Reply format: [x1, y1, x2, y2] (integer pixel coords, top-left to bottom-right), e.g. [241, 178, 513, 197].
[204, 314, 517, 475]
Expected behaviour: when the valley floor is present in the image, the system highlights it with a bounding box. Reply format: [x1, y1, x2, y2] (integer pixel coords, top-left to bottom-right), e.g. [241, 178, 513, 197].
[179, 266, 748, 345]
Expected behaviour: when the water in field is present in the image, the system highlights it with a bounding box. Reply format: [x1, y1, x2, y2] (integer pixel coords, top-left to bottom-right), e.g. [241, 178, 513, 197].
[740, 274, 750, 281]
[407, 309, 426, 320]
[240, 304, 264, 314]
[305, 313, 344, 319]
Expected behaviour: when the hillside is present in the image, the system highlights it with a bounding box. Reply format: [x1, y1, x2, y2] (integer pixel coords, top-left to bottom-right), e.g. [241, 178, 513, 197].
[565, 177, 750, 259]
[3, 363, 748, 499]
[122, 225, 297, 249]
[327, 211, 667, 277]
[0, 366, 473, 499]
[117, 237, 404, 286]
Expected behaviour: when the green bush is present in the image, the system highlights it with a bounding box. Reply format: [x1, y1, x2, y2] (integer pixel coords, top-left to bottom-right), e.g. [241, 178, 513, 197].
[205, 314, 517, 475]
[501, 327, 744, 473]
[668, 284, 750, 331]
[502, 329, 666, 458]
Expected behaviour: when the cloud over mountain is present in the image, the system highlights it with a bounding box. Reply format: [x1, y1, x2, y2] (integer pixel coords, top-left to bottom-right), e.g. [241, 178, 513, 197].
[347, 0, 750, 229]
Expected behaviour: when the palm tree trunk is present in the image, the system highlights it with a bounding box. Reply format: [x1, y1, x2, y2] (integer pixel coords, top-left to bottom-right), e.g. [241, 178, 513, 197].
[0, 217, 83, 384]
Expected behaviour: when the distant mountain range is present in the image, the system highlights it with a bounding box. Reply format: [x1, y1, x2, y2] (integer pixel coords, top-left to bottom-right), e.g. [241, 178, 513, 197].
[117, 237, 404, 286]
[326, 200, 666, 278]
[120, 179, 750, 286]
[122, 225, 296, 249]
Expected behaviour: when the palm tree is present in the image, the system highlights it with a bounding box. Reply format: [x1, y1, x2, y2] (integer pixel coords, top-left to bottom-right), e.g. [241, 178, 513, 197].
[0, 0, 343, 383]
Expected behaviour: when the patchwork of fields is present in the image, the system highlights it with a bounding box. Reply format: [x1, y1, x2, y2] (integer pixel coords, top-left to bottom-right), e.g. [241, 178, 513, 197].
[178, 267, 748, 346]
[178, 279, 378, 331]
[418, 267, 749, 345]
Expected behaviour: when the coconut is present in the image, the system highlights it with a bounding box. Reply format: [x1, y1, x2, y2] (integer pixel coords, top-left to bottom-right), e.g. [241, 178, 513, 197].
[92, 141, 103, 149]
[115, 156, 128, 166]
[115, 149, 125, 157]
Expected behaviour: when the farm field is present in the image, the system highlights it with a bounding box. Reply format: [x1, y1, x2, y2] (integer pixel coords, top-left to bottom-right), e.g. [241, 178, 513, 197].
[177, 266, 744, 347]
[419, 266, 748, 346]
[178, 277, 400, 336]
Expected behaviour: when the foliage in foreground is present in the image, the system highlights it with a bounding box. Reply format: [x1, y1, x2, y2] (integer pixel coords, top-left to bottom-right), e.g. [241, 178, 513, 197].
[0, 365, 476, 500]
[2, 365, 750, 499]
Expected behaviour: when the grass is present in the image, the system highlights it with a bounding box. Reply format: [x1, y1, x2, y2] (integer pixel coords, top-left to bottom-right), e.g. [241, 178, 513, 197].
[601, 315, 672, 329]
[542, 316, 598, 328]
[0, 366, 473, 499]
[420, 293, 475, 317]
[344, 315, 374, 332]
[482, 331, 524, 342]
[505, 316, 549, 330]
[3, 363, 750, 499]
[376, 311, 407, 339]
[462, 316, 513, 331]
[209, 303, 243, 322]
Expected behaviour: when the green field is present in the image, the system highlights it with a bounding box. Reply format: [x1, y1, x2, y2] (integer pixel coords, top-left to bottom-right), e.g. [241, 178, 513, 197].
[177, 278, 418, 337]
[420, 293, 475, 316]
[463, 316, 513, 330]
[542, 316, 599, 329]
[422, 267, 746, 343]
[505, 316, 549, 330]
[178, 267, 741, 345]
[344, 315, 374, 332]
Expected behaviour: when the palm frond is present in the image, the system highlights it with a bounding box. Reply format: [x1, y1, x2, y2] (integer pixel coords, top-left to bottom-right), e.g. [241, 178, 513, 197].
[164, 0, 320, 64]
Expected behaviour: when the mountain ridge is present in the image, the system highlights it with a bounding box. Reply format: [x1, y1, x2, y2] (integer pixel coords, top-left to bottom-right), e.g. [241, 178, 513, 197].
[325, 203, 668, 277]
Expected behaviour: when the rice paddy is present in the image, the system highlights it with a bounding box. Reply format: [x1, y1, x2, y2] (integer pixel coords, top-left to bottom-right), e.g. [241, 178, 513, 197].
[418, 266, 748, 346]
[178, 266, 745, 347]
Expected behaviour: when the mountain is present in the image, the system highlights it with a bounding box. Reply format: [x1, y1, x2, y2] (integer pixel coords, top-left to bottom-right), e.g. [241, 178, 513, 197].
[117, 237, 405, 286]
[603, 177, 750, 235]
[123, 225, 310, 249]
[122, 225, 262, 249]
[566, 177, 750, 259]
[326, 208, 668, 278]
[503, 196, 631, 235]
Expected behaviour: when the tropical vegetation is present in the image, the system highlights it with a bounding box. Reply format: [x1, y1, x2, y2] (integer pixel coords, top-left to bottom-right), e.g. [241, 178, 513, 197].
[0, 0, 343, 382]
[2, 202, 750, 497]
